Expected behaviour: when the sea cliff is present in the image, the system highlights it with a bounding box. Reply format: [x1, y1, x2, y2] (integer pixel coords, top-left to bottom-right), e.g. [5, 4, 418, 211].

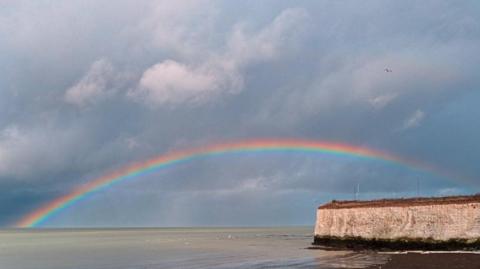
[313, 195, 480, 250]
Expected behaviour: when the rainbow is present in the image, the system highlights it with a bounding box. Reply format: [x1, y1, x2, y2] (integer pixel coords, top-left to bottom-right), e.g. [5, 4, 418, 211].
[16, 138, 443, 228]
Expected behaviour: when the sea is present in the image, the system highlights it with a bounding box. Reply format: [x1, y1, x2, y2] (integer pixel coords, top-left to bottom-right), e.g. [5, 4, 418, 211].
[0, 227, 390, 269]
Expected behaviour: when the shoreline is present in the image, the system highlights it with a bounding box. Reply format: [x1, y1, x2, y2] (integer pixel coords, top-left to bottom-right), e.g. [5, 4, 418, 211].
[312, 236, 480, 251]
[364, 252, 480, 269]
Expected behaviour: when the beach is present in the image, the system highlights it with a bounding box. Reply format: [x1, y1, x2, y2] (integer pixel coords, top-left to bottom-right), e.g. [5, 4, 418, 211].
[366, 252, 480, 269]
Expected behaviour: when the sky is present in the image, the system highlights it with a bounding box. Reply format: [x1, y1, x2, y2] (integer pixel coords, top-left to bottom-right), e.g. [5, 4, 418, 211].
[1, 0, 479, 227]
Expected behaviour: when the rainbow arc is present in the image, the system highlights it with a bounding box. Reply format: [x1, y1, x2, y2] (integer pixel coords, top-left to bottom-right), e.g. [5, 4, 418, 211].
[16, 139, 447, 228]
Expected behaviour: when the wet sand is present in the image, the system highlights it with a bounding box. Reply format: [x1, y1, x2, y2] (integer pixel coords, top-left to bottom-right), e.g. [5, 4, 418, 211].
[367, 253, 480, 269]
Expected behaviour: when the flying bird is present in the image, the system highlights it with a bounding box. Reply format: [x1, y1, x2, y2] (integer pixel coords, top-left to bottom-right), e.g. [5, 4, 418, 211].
[384, 68, 393, 73]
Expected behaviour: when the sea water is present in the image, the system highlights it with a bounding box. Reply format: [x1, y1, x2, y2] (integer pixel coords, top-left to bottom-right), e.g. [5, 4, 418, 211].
[0, 227, 387, 269]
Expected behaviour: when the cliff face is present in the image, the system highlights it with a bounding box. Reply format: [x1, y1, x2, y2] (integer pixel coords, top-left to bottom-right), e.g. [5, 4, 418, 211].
[315, 200, 480, 241]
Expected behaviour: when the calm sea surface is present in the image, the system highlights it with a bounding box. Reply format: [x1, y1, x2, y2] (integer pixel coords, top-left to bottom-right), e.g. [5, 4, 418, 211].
[0, 227, 388, 269]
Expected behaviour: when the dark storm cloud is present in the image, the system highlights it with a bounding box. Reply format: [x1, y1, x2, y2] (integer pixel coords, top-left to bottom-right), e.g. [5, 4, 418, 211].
[0, 0, 479, 226]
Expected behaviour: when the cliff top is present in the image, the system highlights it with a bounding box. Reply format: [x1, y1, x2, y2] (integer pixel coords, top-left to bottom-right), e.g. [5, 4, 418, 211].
[319, 194, 480, 209]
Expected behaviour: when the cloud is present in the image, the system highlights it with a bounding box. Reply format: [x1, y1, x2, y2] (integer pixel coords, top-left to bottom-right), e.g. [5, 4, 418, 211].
[226, 8, 309, 65]
[131, 59, 241, 106]
[140, 0, 218, 57]
[130, 7, 309, 107]
[0, 126, 22, 176]
[64, 59, 116, 107]
[256, 41, 474, 136]
[0, 125, 74, 179]
[402, 109, 425, 130]
[1, 0, 480, 226]
[369, 93, 398, 109]
[437, 187, 463, 196]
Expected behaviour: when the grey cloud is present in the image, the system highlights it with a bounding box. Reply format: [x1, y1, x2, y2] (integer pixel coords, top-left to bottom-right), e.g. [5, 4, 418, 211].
[0, 0, 479, 226]
[401, 109, 425, 130]
[0, 125, 82, 179]
[129, 7, 309, 107]
[139, 0, 220, 58]
[64, 59, 116, 107]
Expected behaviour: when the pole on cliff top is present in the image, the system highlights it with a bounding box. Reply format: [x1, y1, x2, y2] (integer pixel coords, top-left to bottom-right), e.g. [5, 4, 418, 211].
[354, 183, 360, 200]
[417, 178, 420, 197]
